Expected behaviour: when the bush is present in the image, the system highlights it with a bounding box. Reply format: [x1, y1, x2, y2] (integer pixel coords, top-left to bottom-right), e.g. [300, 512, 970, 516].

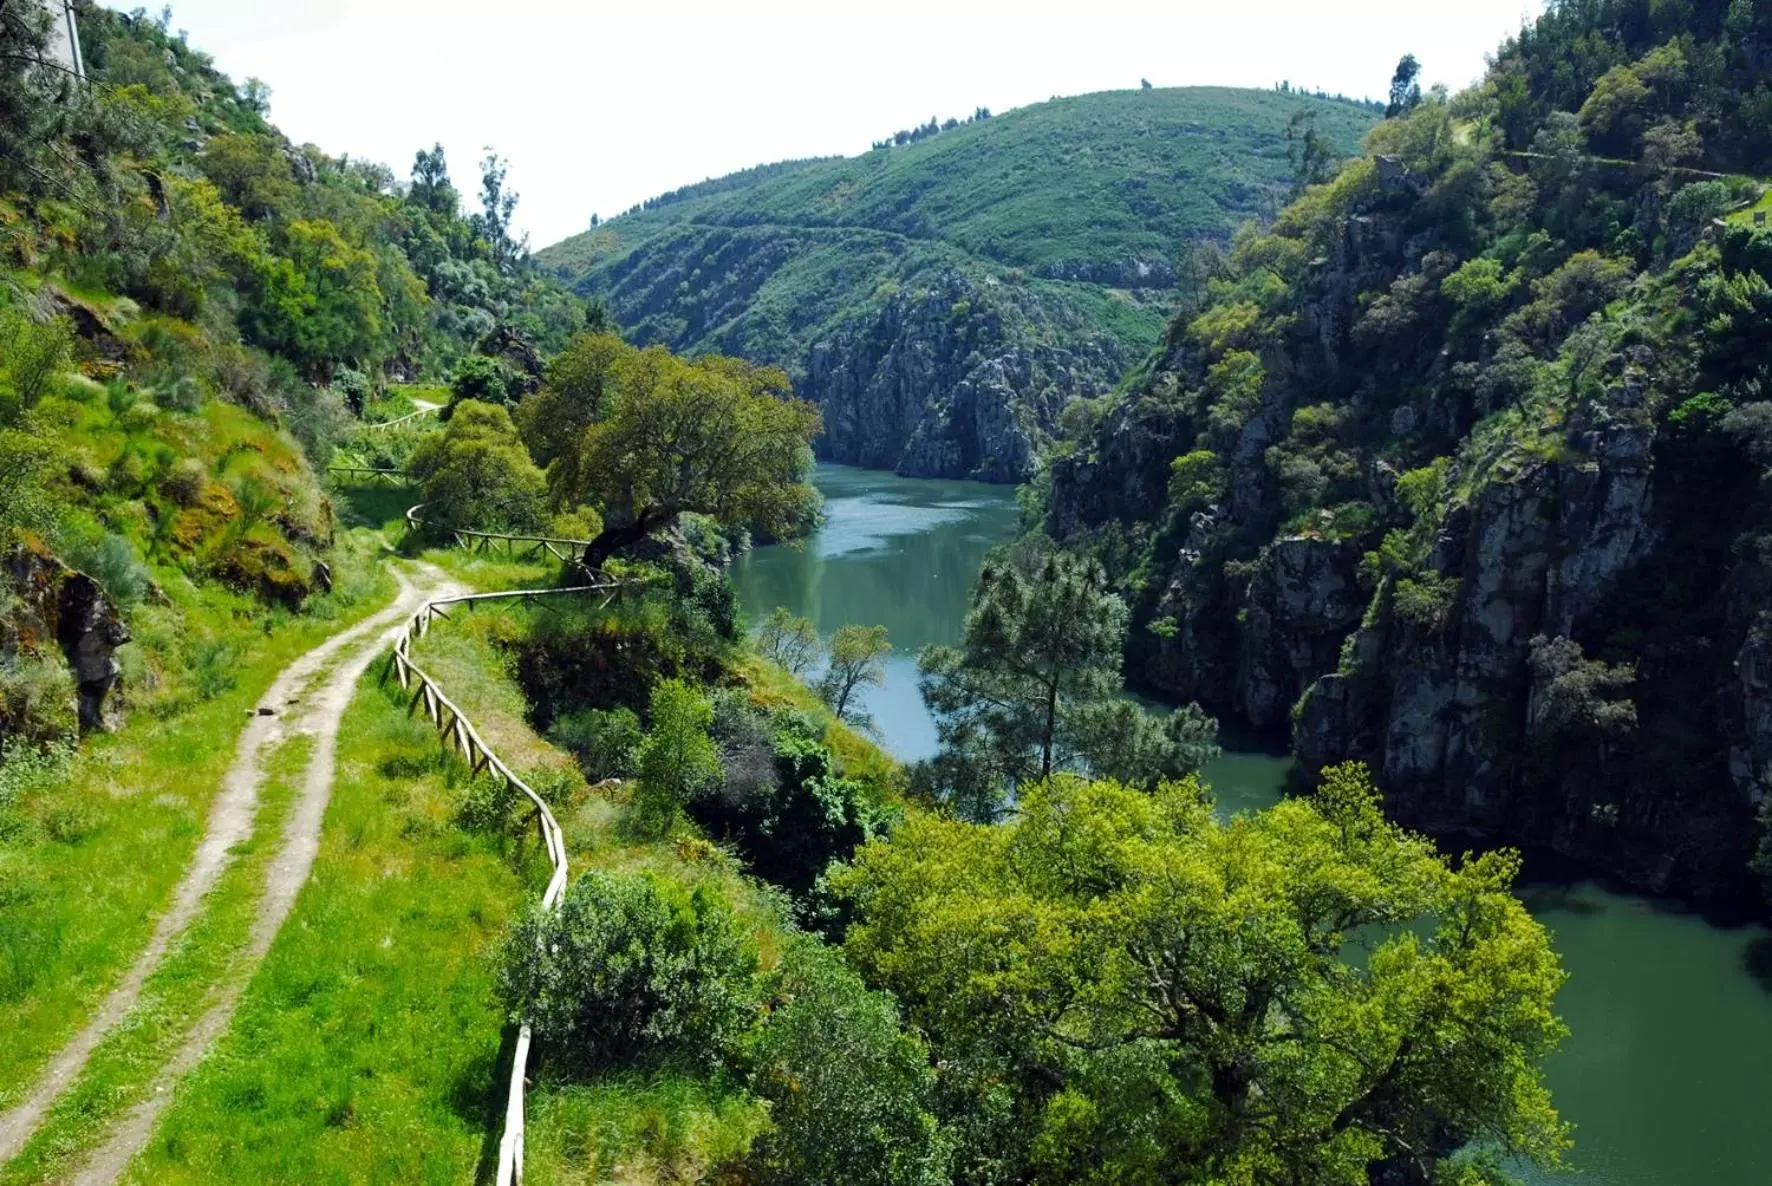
[407, 399, 547, 532]
[69, 533, 152, 608]
[691, 701, 884, 895]
[449, 352, 521, 406]
[0, 653, 77, 746]
[744, 938, 952, 1186]
[633, 678, 721, 835]
[161, 457, 209, 506]
[0, 307, 72, 426]
[549, 706, 643, 780]
[498, 870, 759, 1070]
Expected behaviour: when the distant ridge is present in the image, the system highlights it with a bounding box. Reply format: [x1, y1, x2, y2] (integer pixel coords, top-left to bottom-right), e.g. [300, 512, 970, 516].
[539, 87, 1375, 481]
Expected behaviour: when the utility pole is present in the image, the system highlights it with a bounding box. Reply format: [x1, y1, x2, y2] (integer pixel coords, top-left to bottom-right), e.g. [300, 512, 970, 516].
[32, 0, 85, 81]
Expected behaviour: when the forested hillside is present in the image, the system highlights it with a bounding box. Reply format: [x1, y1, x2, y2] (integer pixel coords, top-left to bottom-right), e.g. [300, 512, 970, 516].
[0, 0, 588, 805]
[1040, 0, 1772, 908]
[539, 89, 1376, 481]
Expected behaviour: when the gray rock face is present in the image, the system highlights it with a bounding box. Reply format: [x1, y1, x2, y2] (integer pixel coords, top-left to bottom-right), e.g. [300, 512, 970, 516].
[1237, 537, 1365, 728]
[1290, 361, 1772, 901]
[807, 272, 1132, 482]
[2, 544, 131, 736]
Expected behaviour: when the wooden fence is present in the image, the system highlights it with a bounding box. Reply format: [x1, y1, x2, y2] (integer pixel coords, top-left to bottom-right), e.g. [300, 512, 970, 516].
[404, 503, 596, 572]
[386, 577, 631, 1186]
[325, 465, 413, 485]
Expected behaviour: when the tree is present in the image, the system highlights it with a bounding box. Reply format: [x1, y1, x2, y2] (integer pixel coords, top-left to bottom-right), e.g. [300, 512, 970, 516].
[409, 142, 457, 215]
[477, 150, 526, 273]
[818, 625, 891, 727]
[1387, 53, 1423, 118]
[406, 399, 547, 532]
[515, 330, 626, 469]
[1285, 108, 1335, 191]
[633, 677, 721, 835]
[918, 549, 1218, 818]
[754, 607, 820, 675]
[498, 870, 758, 1070]
[832, 765, 1570, 1184]
[745, 937, 953, 1185]
[538, 342, 822, 569]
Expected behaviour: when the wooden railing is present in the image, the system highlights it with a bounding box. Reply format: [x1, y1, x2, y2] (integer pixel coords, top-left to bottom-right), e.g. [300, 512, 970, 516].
[404, 503, 595, 570]
[386, 577, 630, 1186]
[325, 465, 413, 485]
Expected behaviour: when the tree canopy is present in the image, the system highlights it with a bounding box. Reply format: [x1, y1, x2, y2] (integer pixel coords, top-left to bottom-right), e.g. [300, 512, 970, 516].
[406, 399, 547, 531]
[918, 548, 1218, 820]
[528, 337, 822, 567]
[833, 764, 1570, 1184]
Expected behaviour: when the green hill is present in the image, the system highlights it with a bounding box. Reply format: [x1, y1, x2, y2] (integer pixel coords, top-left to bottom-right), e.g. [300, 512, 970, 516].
[539, 88, 1377, 481]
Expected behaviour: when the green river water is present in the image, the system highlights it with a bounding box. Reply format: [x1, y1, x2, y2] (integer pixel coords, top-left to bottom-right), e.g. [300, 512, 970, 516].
[733, 464, 1772, 1184]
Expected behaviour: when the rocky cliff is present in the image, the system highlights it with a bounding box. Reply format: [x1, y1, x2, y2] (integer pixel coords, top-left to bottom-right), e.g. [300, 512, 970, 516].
[1041, 5, 1772, 908]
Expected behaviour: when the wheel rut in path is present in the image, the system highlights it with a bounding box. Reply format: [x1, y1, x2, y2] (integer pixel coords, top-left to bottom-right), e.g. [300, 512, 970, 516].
[0, 563, 460, 1176]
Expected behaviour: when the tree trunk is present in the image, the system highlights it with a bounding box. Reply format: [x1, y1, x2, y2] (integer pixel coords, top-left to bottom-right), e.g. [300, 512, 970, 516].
[581, 511, 669, 570]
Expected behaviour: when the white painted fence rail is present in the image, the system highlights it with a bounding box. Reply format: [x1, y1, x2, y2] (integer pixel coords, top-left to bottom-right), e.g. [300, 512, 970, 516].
[391, 503, 644, 1185]
[386, 577, 629, 1186]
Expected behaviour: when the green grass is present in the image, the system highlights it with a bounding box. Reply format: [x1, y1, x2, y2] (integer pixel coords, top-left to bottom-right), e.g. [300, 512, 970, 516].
[122, 580, 788, 1182]
[0, 534, 397, 1113]
[0, 735, 311, 1183]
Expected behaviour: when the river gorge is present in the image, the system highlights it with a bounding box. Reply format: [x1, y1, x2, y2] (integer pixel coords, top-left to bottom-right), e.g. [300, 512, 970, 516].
[735, 464, 1772, 1186]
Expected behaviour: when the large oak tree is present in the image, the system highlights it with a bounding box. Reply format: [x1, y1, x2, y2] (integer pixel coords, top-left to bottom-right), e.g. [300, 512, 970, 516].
[523, 334, 821, 568]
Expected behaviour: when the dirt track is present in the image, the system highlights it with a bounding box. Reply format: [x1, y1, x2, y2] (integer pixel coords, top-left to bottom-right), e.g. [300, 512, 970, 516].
[0, 562, 461, 1179]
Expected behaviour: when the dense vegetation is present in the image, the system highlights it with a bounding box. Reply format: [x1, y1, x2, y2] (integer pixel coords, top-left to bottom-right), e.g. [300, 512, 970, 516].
[1039, 0, 1772, 909]
[1, 4, 1582, 1183]
[539, 88, 1377, 481]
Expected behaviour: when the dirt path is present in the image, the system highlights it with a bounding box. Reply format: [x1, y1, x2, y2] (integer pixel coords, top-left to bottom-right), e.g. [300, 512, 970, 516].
[0, 562, 459, 1174]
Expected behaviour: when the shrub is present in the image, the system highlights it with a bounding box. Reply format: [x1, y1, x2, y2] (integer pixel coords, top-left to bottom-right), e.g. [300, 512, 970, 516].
[407, 399, 547, 532]
[744, 938, 952, 1186]
[633, 678, 721, 835]
[497, 870, 759, 1070]
[549, 706, 643, 780]
[70, 533, 152, 609]
[0, 653, 77, 746]
[0, 307, 72, 426]
[161, 457, 209, 506]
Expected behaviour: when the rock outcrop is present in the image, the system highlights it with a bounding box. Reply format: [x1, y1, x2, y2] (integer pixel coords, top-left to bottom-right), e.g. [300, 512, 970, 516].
[807, 272, 1132, 482]
[2, 544, 130, 736]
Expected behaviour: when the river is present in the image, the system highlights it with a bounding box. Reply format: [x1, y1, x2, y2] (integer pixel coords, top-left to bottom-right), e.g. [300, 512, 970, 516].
[733, 463, 1772, 1184]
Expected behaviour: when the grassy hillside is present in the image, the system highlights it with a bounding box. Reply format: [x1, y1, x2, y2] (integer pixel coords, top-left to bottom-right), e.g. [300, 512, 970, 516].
[539, 89, 1377, 481]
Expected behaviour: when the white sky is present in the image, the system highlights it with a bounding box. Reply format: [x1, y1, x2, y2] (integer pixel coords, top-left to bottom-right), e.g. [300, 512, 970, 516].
[120, 0, 1546, 249]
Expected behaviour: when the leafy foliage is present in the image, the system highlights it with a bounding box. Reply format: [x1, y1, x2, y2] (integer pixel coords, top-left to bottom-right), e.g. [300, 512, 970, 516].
[817, 624, 891, 728]
[633, 678, 722, 836]
[744, 937, 953, 1186]
[534, 337, 821, 565]
[918, 548, 1218, 819]
[406, 399, 547, 532]
[834, 764, 1570, 1184]
[498, 870, 758, 1071]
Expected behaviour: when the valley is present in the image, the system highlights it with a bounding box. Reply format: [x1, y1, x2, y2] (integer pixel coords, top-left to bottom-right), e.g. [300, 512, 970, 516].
[3, 0, 1772, 1182]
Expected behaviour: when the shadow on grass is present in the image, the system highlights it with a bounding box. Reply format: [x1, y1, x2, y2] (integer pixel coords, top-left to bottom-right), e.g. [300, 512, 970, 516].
[1741, 935, 1772, 996]
[454, 1022, 519, 1186]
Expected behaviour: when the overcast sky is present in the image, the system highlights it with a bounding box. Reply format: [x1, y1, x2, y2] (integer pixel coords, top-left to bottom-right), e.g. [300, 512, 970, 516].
[119, 0, 1546, 249]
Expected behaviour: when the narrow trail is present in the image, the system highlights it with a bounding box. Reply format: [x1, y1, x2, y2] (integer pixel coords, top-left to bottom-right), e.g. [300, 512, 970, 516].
[0, 562, 460, 1177]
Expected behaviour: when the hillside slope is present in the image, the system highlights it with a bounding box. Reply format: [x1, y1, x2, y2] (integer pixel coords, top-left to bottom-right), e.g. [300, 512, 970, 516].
[1042, 0, 1772, 907]
[540, 88, 1376, 481]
